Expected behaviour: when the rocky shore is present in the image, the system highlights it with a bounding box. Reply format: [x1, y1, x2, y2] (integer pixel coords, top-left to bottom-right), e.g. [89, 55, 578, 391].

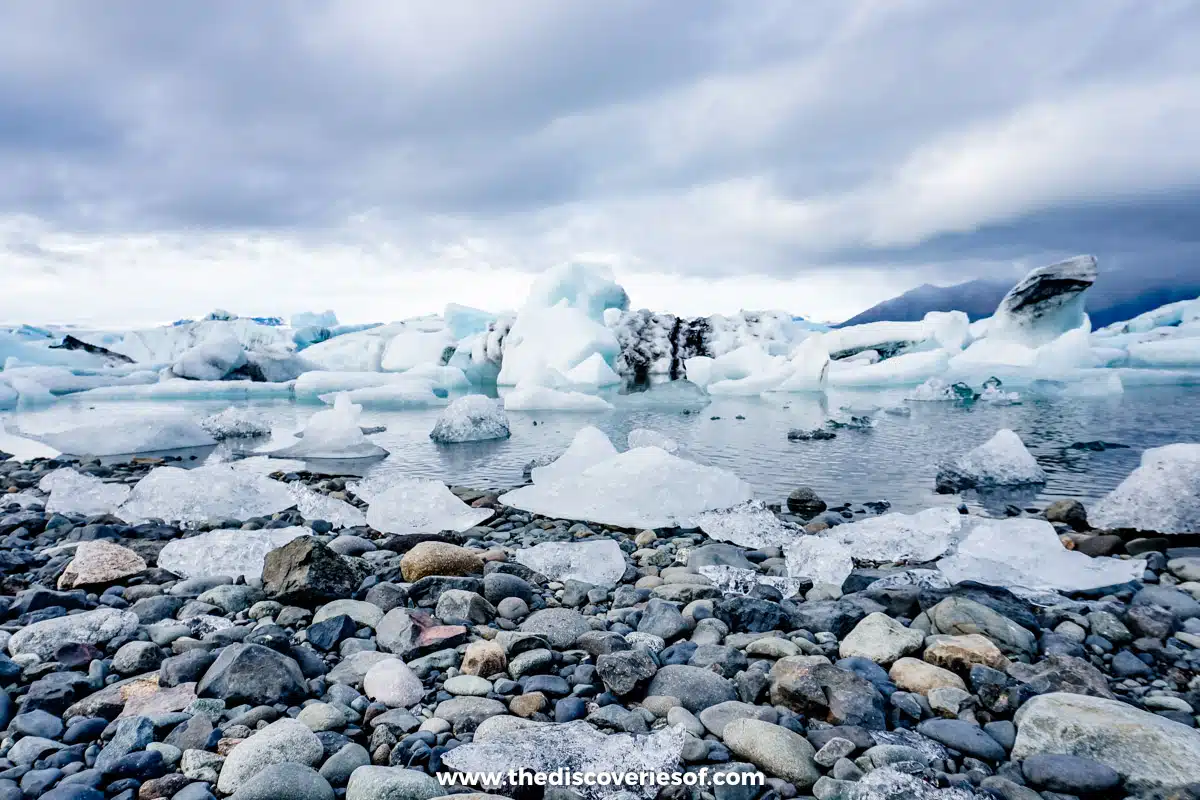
[2, 453, 1200, 800]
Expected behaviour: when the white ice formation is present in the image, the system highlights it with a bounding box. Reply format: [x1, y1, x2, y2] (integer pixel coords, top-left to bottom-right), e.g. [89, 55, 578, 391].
[514, 539, 627, 588]
[1090, 443, 1200, 533]
[355, 477, 492, 535]
[27, 414, 217, 457]
[696, 565, 809, 598]
[268, 393, 388, 459]
[531, 427, 619, 485]
[935, 429, 1046, 492]
[118, 463, 296, 524]
[429, 395, 511, 443]
[38, 468, 131, 517]
[695, 502, 802, 549]
[288, 483, 367, 529]
[157, 527, 311, 579]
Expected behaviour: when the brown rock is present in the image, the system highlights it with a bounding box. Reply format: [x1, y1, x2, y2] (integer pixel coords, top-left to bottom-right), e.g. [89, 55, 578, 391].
[121, 682, 198, 718]
[888, 657, 966, 694]
[509, 691, 547, 717]
[58, 541, 147, 589]
[138, 773, 191, 799]
[1073, 534, 1124, 557]
[923, 634, 1010, 674]
[461, 640, 507, 677]
[400, 541, 484, 582]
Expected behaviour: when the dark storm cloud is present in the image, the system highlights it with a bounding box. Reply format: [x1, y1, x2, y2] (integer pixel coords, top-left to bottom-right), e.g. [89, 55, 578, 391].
[1, 0, 1199, 286]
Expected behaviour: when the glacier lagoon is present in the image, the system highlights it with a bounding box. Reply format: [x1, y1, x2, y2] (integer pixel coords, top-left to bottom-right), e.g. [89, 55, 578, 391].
[5, 381, 1194, 515]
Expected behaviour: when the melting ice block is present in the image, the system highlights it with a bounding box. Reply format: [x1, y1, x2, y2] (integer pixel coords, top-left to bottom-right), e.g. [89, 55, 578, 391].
[32, 414, 217, 456]
[784, 536, 855, 586]
[157, 527, 311, 579]
[357, 477, 493, 534]
[288, 483, 366, 529]
[503, 385, 614, 412]
[696, 501, 802, 549]
[0, 424, 60, 460]
[515, 539, 627, 588]
[532, 427, 618, 484]
[269, 393, 388, 459]
[1090, 443, 1200, 533]
[627, 428, 678, 454]
[697, 565, 809, 598]
[38, 468, 131, 517]
[442, 719, 684, 800]
[429, 395, 511, 443]
[828, 350, 950, 388]
[119, 463, 296, 524]
[500, 447, 755, 529]
[938, 517, 1145, 591]
[935, 429, 1046, 492]
[200, 407, 272, 440]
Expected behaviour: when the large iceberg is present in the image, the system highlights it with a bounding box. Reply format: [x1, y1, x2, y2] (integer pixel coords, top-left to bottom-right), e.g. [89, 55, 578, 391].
[29, 414, 217, 457]
[171, 331, 247, 380]
[429, 395, 510, 443]
[532, 427, 619, 484]
[514, 539, 627, 588]
[982, 255, 1097, 346]
[357, 477, 493, 534]
[564, 352, 622, 387]
[119, 463, 296, 524]
[499, 447, 755, 529]
[157, 527, 311, 579]
[935, 429, 1046, 492]
[938, 517, 1145, 591]
[1090, 443, 1200, 533]
[39, 468, 131, 517]
[268, 394, 388, 460]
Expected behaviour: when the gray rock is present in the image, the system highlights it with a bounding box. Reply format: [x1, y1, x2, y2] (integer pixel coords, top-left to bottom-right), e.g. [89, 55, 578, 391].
[198, 584, 264, 614]
[698, 700, 775, 737]
[787, 487, 827, 519]
[345, 766, 442, 800]
[434, 697, 507, 734]
[595, 650, 657, 696]
[1022, 754, 1120, 794]
[435, 590, 496, 624]
[217, 718, 324, 794]
[231, 763, 335, 800]
[6, 608, 138, 659]
[722, 718, 820, 788]
[320, 743, 371, 787]
[646, 665, 737, 713]
[916, 719, 1007, 762]
[518, 608, 592, 648]
[927, 597, 1036, 655]
[198, 643, 308, 705]
[95, 716, 154, 773]
[1133, 585, 1200, 620]
[1044, 499, 1088, 531]
[112, 641, 163, 675]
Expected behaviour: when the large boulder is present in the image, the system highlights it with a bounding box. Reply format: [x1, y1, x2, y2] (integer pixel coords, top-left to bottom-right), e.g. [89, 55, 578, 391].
[8, 608, 139, 660]
[198, 644, 308, 706]
[646, 665, 737, 713]
[217, 718, 323, 794]
[722, 718, 820, 788]
[262, 537, 361, 605]
[58, 541, 147, 589]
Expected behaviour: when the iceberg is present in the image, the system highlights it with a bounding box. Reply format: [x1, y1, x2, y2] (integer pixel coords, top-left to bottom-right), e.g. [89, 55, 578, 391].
[39, 468, 131, 517]
[171, 331, 247, 380]
[268, 394, 388, 460]
[2, 375, 55, 407]
[288, 482, 367, 529]
[981, 255, 1098, 347]
[29, 414, 216, 457]
[683, 355, 714, 387]
[357, 477, 493, 534]
[0, 365, 159, 396]
[157, 527, 311, 579]
[532, 427, 619, 484]
[565, 352, 622, 387]
[828, 350, 950, 388]
[627, 428, 678, 454]
[525, 261, 631, 321]
[300, 322, 402, 372]
[1127, 338, 1200, 368]
[696, 501, 802, 549]
[499, 447, 755, 529]
[935, 429, 1046, 492]
[199, 407, 273, 440]
[291, 310, 338, 329]
[514, 539, 627, 588]
[773, 334, 831, 392]
[613, 380, 711, 410]
[429, 395, 511, 443]
[0, 424, 60, 460]
[119, 463, 296, 524]
[444, 303, 497, 339]
[294, 370, 409, 401]
[938, 517, 1145, 591]
[321, 382, 448, 409]
[1090, 443, 1200, 533]
[78, 379, 293, 402]
[379, 327, 456, 372]
[503, 385, 614, 412]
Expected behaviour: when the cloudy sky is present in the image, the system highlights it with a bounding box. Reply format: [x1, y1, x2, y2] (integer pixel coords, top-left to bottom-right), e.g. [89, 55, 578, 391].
[2, 0, 1199, 327]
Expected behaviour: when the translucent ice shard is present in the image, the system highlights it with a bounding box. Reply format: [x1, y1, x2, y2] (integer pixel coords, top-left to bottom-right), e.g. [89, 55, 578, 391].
[38, 468, 131, 517]
[784, 536, 855, 586]
[442, 719, 685, 800]
[514, 539, 627, 588]
[31, 414, 216, 457]
[849, 766, 980, 800]
[935, 429, 1046, 492]
[696, 565, 809, 598]
[499, 447, 755, 529]
[1090, 443, 1200, 534]
[695, 501, 802, 549]
[288, 483, 366, 529]
[119, 463, 296, 524]
[157, 526, 311, 579]
[268, 393, 388, 459]
[532, 427, 619, 485]
[356, 477, 492, 535]
[824, 507, 968, 563]
[199, 406, 272, 440]
[938, 517, 1145, 591]
[429, 395, 511, 443]
[626, 428, 678, 454]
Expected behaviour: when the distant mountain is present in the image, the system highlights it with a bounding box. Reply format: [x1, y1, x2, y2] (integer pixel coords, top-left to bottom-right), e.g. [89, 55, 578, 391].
[838, 273, 1200, 329]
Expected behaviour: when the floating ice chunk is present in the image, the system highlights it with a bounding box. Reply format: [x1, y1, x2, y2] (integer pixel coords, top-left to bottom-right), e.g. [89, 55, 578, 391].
[697, 565, 809, 598]
[444, 303, 497, 339]
[497, 304, 621, 386]
[429, 395, 511, 443]
[4, 376, 55, 407]
[321, 382, 448, 409]
[565, 352, 622, 387]
[784, 536, 855, 586]
[1090, 443, 1200, 533]
[379, 328, 456, 372]
[525, 262, 631, 322]
[157, 527, 311, 579]
[977, 378, 1021, 404]
[269, 394, 388, 459]
[987, 256, 1097, 347]
[1096, 295, 1200, 335]
[773, 334, 831, 392]
[31, 414, 216, 457]
[172, 331, 247, 380]
[515, 539, 627, 588]
[828, 350, 950, 388]
[288, 483, 366, 529]
[504, 385, 614, 412]
[627, 428, 678, 454]
[300, 323, 401, 372]
[696, 501, 802, 549]
[708, 345, 778, 383]
[442, 719, 684, 800]
[200, 407, 272, 440]
[683, 356, 714, 388]
[533, 427, 619, 484]
[614, 381, 711, 410]
[79, 379, 293, 402]
[119, 463, 296, 524]
[935, 429, 1046, 492]
[38, 468, 131, 516]
[1033, 327, 1101, 372]
[0, 365, 160, 396]
[359, 477, 492, 534]
[938, 517, 1145, 591]
[500, 448, 755, 529]
[402, 363, 470, 392]
[907, 378, 978, 402]
[294, 370, 407, 401]
[1127, 338, 1200, 368]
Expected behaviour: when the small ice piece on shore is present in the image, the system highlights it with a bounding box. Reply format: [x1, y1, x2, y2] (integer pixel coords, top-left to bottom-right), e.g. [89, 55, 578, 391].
[429, 395, 511, 443]
[442, 719, 685, 800]
[361, 477, 492, 535]
[119, 463, 296, 524]
[696, 501, 802, 549]
[200, 406, 272, 440]
[627, 428, 678, 453]
[697, 565, 809, 598]
[823, 507, 968, 564]
[288, 483, 367, 529]
[269, 393, 388, 459]
[33, 415, 217, 456]
[500, 447, 755, 529]
[1090, 443, 1200, 533]
[532, 426, 618, 484]
[515, 539, 627, 588]
[157, 527, 311, 579]
[784, 536, 855, 587]
[935, 429, 1046, 492]
[938, 517, 1145, 591]
[38, 468, 131, 517]
[503, 385, 614, 412]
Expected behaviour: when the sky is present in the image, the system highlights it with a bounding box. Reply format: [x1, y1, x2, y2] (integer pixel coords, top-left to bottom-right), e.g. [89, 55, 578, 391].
[2, 0, 1199, 328]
